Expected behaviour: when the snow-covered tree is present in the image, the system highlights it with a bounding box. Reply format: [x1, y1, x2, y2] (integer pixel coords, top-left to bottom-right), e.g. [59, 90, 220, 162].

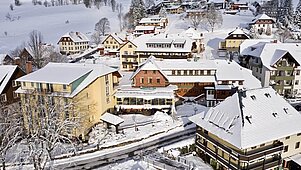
[275, 28, 292, 42]
[83, 0, 91, 8]
[0, 104, 23, 170]
[95, 17, 110, 36]
[204, 4, 223, 32]
[91, 31, 102, 44]
[15, 0, 21, 6]
[158, 7, 167, 17]
[145, 0, 154, 9]
[9, 4, 14, 11]
[266, 24, 272, 35]
[126, 0, 146, 29]
[22, 94, 81, 170]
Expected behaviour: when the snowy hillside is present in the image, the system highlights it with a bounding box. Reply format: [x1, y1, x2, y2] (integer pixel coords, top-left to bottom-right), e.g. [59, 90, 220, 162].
[0, 0, 131, 53]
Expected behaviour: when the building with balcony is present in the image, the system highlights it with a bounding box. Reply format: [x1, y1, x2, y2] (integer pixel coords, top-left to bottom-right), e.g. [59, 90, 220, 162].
[0, 54, 14, 65]
[58, 31, 90, 55]
[119, 29, 205, 71]
[121, 56, 260, 107]
[189, 87, 301, 169]
[15, 62, 121, 140]
[241, 43, 301, 97]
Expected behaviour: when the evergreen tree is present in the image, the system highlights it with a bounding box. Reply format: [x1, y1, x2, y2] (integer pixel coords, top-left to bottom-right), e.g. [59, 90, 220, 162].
[127, 0, 146, 29]
[295, 0, 301, 28]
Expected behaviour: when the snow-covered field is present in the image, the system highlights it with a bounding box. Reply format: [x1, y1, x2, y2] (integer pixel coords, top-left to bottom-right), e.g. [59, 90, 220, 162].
[0, 0, 131, 53]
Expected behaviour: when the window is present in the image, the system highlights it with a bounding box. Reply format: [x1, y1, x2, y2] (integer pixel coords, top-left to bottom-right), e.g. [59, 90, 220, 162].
[140, 78, 144, 84]
[296, 142, 300, 149]
[0, 94, 7, 102]
[297, 70, 300, 75]
[22, 82, 26, 87]
[251, 146, 256, 149]
[296, 80, 299, 85]
[148, 78, 152, 84]
[177, 70, 181, 75]
[284, 145, 289, 152]
[183, 70, 187, 75]
[12, 80, 17, 87]
[144, 70, 147, 74]
[13, 91, 18, 99]
[298, 133, 301, 136]
[172, 70, 175, 75]
[286, 136, 290, 140]
[153, 70, 156, 74]
[156, 78, 160, 84]
[128, 45, 132, 48]
[63, 84, 67, 90]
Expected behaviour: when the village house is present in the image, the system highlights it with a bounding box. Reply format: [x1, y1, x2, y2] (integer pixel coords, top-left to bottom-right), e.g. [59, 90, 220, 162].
[249, 13, 275, 35]
[241, 42, 301, 98]
[134, 26, 156, 37]
[189, 87, 301, 170]
[102, 33, 125, 55]
[138, 16, 168, 28]
[16, 62, 121, 140]
[119, 29, 205, 71]
[219, 27, 250, 55]
[166, 5, 184, 14]
[0, 54, 14, 65]
[0, 65, 25, 107]
[57, 31, 90, 55]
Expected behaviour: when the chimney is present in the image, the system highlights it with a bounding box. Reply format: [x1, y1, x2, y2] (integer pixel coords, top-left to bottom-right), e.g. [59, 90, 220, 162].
[25, 61, 33, 74]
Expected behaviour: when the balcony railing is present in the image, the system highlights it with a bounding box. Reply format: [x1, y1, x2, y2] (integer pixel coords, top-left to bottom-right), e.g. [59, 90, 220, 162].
[196, 129, 283, 163]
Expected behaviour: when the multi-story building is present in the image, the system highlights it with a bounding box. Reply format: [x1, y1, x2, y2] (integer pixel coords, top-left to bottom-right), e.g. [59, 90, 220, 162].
[122, 56, 261, 107]
[249, 13, 275, 35]
[189, 87, 301, 170]
[119, 29, 205, 71]
[219, 27, 250, 53]
[16, 62, 121, 140]
[0, 65, 25, 107]
[138, 16, 168, 28]
[102, 33, 125, 55]
[241, 42, 301, 98]
[58, 31, 90, 55]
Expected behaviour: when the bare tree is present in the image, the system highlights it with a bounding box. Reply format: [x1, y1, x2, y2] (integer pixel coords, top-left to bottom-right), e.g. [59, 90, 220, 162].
[9, 4, 14, 11]
[0, 104, 23, 170]
[117, 3, 123, 31]
[204, 4, 223, 32]
[95, 18, 110, 36]
[189, 15, 202, 29]
[111, 0, 116, 12]
[28, 30, 46, 69]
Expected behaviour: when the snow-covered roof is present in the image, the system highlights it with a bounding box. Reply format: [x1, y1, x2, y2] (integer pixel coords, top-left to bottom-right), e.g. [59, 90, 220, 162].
[61, 31, 89, 43]
[215, 60, 244, 81]
[139, 17, 166, 24]
[155, 59, 217, 70]
[184, 28, 204, 40]
[115, 84, 177, 100]
[189, 87, 301, 149]
[135, 26, 156, 31]
[168, 76, 215, 83]
[16, 62, 118, 97]
[0, 65, 18, 94]
[132, 33, 193, 53]
[251, 13, 275, 23]
[0, 54, 13, 65]
[225, 27, 250, 39]
[244, 43, 301, 70]
[239, 39, 276, 54]
[100, 112, 124, 125]
[130, 56, 168, 80]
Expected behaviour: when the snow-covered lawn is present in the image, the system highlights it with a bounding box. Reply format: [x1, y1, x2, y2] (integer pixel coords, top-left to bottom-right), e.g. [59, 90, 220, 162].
[96, 159, 153, 170]
[0, 0, 131, 53]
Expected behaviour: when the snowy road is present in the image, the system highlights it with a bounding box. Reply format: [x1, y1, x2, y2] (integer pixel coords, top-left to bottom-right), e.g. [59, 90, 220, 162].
[52, 125, 196, 169]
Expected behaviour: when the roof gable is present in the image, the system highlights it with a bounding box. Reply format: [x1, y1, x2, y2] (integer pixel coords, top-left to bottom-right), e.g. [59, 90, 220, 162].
[102, 34, 124, 45]
[0, 65, 18, 94]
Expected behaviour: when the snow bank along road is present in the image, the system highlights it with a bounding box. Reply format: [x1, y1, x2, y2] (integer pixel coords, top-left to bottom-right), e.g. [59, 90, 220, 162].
[53, 126, 196, 169]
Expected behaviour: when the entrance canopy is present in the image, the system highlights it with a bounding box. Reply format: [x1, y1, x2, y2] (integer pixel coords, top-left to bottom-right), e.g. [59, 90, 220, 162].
[100, 112, 124, 126]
